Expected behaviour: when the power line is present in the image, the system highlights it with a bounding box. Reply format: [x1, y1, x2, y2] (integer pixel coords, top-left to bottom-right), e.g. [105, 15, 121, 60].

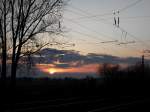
[68, 13, 150, 22]
[74, 13, 112, 20]
[68, 0, 143, 21]
[116, 15, 150, 20]
[69, 4, 112, 18]
[66, 24, 141, 57]
[68, 4, 113, 24]
[119, 0, 143, 12]
[70, 30, 105, 42]
[67, 30, 137, 57]
[67, 5, 112, 19]
[97, 15, 150, 22]
[65, 9, 87, 17]
[65, 29, 124, 55]
[65, 9, 112, 31]
[116, 41, 136, 45]
[61, 22, 123, 54]
[101, 40, 118, 44]
[65, 18, 117, 41]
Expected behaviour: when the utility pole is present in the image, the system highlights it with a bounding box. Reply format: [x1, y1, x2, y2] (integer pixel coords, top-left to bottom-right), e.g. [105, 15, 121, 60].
[141, 55, 145, 76]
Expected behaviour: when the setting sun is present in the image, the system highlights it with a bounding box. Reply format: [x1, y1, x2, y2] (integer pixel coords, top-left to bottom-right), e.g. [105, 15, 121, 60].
[48, 68, 56, 75]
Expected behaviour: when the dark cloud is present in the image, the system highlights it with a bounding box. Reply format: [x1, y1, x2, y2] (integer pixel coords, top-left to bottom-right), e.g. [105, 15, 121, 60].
[33, 48, 150, 65]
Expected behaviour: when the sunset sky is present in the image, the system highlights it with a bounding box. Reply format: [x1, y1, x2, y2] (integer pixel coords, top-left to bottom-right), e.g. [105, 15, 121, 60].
[59, 0, 150, 57]
[31, 48, 149, 78]
[15, 0, 150, 78]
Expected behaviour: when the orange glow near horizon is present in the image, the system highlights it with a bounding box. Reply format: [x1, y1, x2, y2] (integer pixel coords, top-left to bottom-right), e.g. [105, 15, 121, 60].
[36, 63, 99, 75]
[48, 68, 56, 74]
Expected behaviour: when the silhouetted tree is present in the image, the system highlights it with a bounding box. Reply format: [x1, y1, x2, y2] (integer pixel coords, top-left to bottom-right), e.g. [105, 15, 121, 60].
[0, 0, 65, 87]
[98, 63, 120, 83]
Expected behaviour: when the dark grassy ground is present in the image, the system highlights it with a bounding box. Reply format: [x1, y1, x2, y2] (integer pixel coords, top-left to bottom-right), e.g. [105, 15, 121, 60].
[1, 76, 150, 112]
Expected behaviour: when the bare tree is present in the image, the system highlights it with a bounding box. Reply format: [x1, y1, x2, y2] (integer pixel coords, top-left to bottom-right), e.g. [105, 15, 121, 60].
[0, 0, 65, 86]
[0, 0, 9, 87]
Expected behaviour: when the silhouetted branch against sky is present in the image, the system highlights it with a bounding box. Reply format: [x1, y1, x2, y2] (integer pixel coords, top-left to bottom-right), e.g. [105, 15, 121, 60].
[0, 0, 66, 82]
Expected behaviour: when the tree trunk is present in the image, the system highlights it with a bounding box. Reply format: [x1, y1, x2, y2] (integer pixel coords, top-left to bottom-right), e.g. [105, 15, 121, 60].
[10, 44, 21, 88]
[11, 61, 17, 88]
[1, 43, 7, 88]
[0, 0, 7, 88]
